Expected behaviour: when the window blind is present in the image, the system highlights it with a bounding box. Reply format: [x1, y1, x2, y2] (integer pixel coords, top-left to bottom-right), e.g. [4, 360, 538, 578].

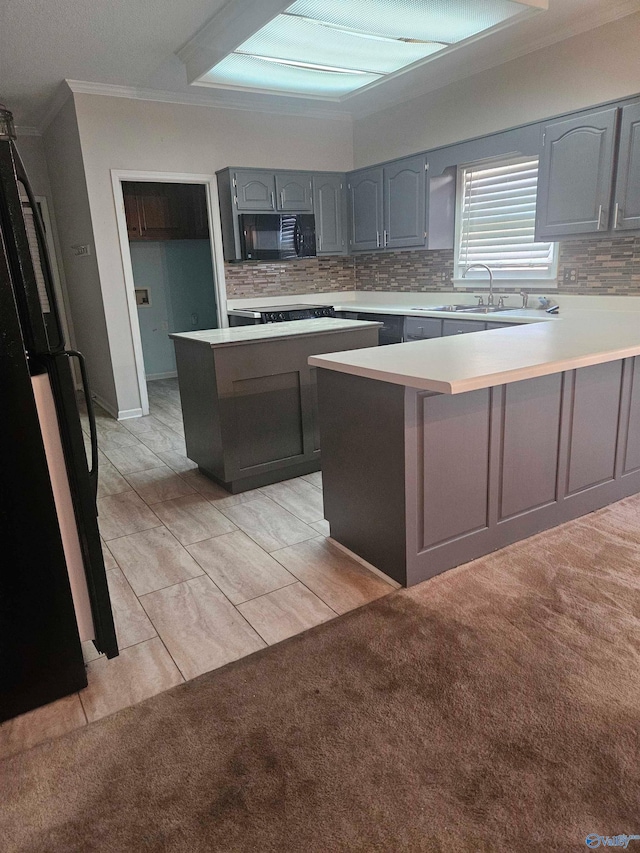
[458, 157, 555, 274]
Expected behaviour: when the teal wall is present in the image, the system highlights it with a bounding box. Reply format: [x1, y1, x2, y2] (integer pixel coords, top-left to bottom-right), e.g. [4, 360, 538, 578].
[131, 240, 218, 379]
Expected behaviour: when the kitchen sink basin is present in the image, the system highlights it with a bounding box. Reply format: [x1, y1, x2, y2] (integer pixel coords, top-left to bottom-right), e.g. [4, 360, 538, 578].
[412, 305, 519, 314]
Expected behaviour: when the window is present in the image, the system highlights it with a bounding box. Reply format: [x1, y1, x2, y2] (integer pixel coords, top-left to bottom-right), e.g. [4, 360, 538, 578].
[454, 155, 558, 288]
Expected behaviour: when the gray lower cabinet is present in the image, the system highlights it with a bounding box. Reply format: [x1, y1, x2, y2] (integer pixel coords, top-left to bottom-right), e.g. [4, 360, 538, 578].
[442, 319, 486, 336]
[404, 317, 442, 340]
[275, 172, 313, 213]
[318, 356, 640, 587]
[613, 102, 640, 231]
[173, 326, 379, 492]
[383, 155, 428, 249]
[233, 170, 277, 211]
[312, 173, 347, 255]
[348, 167, 384, 251]
[535, 107, 618, 239]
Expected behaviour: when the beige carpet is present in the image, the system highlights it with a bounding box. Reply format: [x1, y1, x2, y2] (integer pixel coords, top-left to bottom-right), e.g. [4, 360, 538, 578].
[2, 497, 640, 853]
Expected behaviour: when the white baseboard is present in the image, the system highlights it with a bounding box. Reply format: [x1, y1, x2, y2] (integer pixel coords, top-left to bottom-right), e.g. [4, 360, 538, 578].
[117, 406, 144, 421]
[146, 371, 178, 381]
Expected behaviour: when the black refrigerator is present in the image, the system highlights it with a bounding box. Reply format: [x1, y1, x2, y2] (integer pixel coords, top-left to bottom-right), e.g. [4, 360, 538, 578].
[0, 106, 117, 723]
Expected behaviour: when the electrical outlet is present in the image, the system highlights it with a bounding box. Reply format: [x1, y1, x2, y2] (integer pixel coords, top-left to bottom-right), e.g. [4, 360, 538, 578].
[441, 272, 448, 281]
[563, 267, 578, 284]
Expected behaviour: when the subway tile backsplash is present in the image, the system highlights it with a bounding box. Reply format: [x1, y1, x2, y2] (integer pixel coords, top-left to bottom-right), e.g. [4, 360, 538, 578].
[224, 236, 640, 299]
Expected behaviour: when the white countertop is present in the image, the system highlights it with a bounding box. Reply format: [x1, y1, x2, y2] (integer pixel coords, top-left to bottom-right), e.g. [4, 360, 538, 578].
[333, 303, 549, 324]
[308, 310, 640, 395]
[170, 318, 381, 348]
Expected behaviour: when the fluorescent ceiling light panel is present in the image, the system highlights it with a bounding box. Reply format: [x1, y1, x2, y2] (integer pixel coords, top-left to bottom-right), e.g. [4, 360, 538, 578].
[198, 0, 546, 98]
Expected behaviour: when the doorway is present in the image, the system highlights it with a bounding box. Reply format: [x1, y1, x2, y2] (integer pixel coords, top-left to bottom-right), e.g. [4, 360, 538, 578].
[112, 171, 227, 416]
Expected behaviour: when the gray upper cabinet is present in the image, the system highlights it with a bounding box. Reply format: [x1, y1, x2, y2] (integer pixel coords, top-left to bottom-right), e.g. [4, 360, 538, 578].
[383, 155, 428, 249]
[348, 167, 384, 251]
[349, 157, 427, 252]
[535, 107, 618, 239]
[234, 170, 276, 211]
[612, 102, 640, 231]
[313, 174, 347, 255]
[275, 172, 314, 212]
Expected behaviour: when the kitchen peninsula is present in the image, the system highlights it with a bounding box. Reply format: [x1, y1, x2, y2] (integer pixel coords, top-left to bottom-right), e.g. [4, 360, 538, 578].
[310, 311, 640, 586]
[170, 318, 380, 493]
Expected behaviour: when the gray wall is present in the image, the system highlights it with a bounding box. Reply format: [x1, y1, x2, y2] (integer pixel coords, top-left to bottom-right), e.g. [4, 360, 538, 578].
[73, 92, 354, 418]
[42, 98, 117, 412]
[353, 13, 640, 168]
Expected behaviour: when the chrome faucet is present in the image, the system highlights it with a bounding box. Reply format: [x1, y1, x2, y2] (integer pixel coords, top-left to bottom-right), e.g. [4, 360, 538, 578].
[462, 263, 494, 306]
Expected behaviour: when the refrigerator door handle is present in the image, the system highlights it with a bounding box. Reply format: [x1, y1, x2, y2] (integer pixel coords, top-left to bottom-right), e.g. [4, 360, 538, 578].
[64, 350, 98, 499]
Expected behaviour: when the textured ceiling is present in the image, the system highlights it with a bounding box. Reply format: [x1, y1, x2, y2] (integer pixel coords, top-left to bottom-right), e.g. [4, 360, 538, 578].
[1, 0, 639, 128]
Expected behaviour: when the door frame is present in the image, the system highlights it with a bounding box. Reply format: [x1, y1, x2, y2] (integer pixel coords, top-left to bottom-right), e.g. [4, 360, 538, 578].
[111, 170, 228, 417]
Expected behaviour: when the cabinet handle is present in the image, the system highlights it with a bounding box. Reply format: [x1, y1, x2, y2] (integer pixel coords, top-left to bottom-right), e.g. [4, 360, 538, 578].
[280, 191, 284, 208]
[614, 202, 622, 229]
[318, 234, 322, 251]
[383, 229, 388, 247]
[596, 204, 604, 230]
[271, 191, 275, 209]
[376, 231, 380, 248]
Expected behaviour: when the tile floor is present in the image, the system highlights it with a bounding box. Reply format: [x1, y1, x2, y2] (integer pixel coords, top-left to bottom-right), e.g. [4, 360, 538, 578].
[0, 378, 395, 760]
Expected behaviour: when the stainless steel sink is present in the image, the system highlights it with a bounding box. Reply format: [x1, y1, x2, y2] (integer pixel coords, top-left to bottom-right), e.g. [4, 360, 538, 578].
[412, 305, 520, 314]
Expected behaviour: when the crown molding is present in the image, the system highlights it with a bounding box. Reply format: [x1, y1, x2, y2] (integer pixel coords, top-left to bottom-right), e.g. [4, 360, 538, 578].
[350, 0, 640, 118]
[15, 125, 42, 137]
[62, 79, 352, 122]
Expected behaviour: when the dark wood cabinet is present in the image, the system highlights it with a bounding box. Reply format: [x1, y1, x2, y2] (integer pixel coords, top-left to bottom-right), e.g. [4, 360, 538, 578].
[123, 182, 209, 241]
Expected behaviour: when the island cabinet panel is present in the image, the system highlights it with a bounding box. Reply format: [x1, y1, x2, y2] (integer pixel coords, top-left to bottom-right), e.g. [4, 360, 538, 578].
[565, 361, 623, 495]
[317, 369, 407, 585]
[419, 389, 491, 549]
[232, 372, 304, 470]
[174, 325, 379, 493]
[623, 358, 640, 474]
[318, 356, 640, 588]
[498, 374, 563, 521]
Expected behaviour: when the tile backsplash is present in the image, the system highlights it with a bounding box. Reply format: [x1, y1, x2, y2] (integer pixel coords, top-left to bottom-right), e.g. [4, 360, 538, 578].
[223, 236, 640, 299]
[224, 256, 355, 300]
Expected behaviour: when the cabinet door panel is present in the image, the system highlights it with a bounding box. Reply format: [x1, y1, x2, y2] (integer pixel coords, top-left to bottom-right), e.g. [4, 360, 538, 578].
[613, 103, 640, 231]
[442, 319, 486, 336]
[383, 155, 427, 249]
[404, 317, 442, 339]
[536, 108, 618, 239]
[232, 372, 304, 470]
[566, 361, 622, 495]
[275, 172, 313, 212]
[349, 167, 383, 252]
[313, 174, 346, 255]
[234, 170, 276, 211]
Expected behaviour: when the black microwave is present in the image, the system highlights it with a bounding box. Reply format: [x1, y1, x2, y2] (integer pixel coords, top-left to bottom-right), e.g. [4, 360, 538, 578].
[239, 214, 316, 261]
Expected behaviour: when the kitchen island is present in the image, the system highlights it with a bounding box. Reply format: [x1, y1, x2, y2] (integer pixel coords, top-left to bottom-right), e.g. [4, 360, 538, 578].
[170, 318, 380, 493]
[310, 311, 640, 586]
